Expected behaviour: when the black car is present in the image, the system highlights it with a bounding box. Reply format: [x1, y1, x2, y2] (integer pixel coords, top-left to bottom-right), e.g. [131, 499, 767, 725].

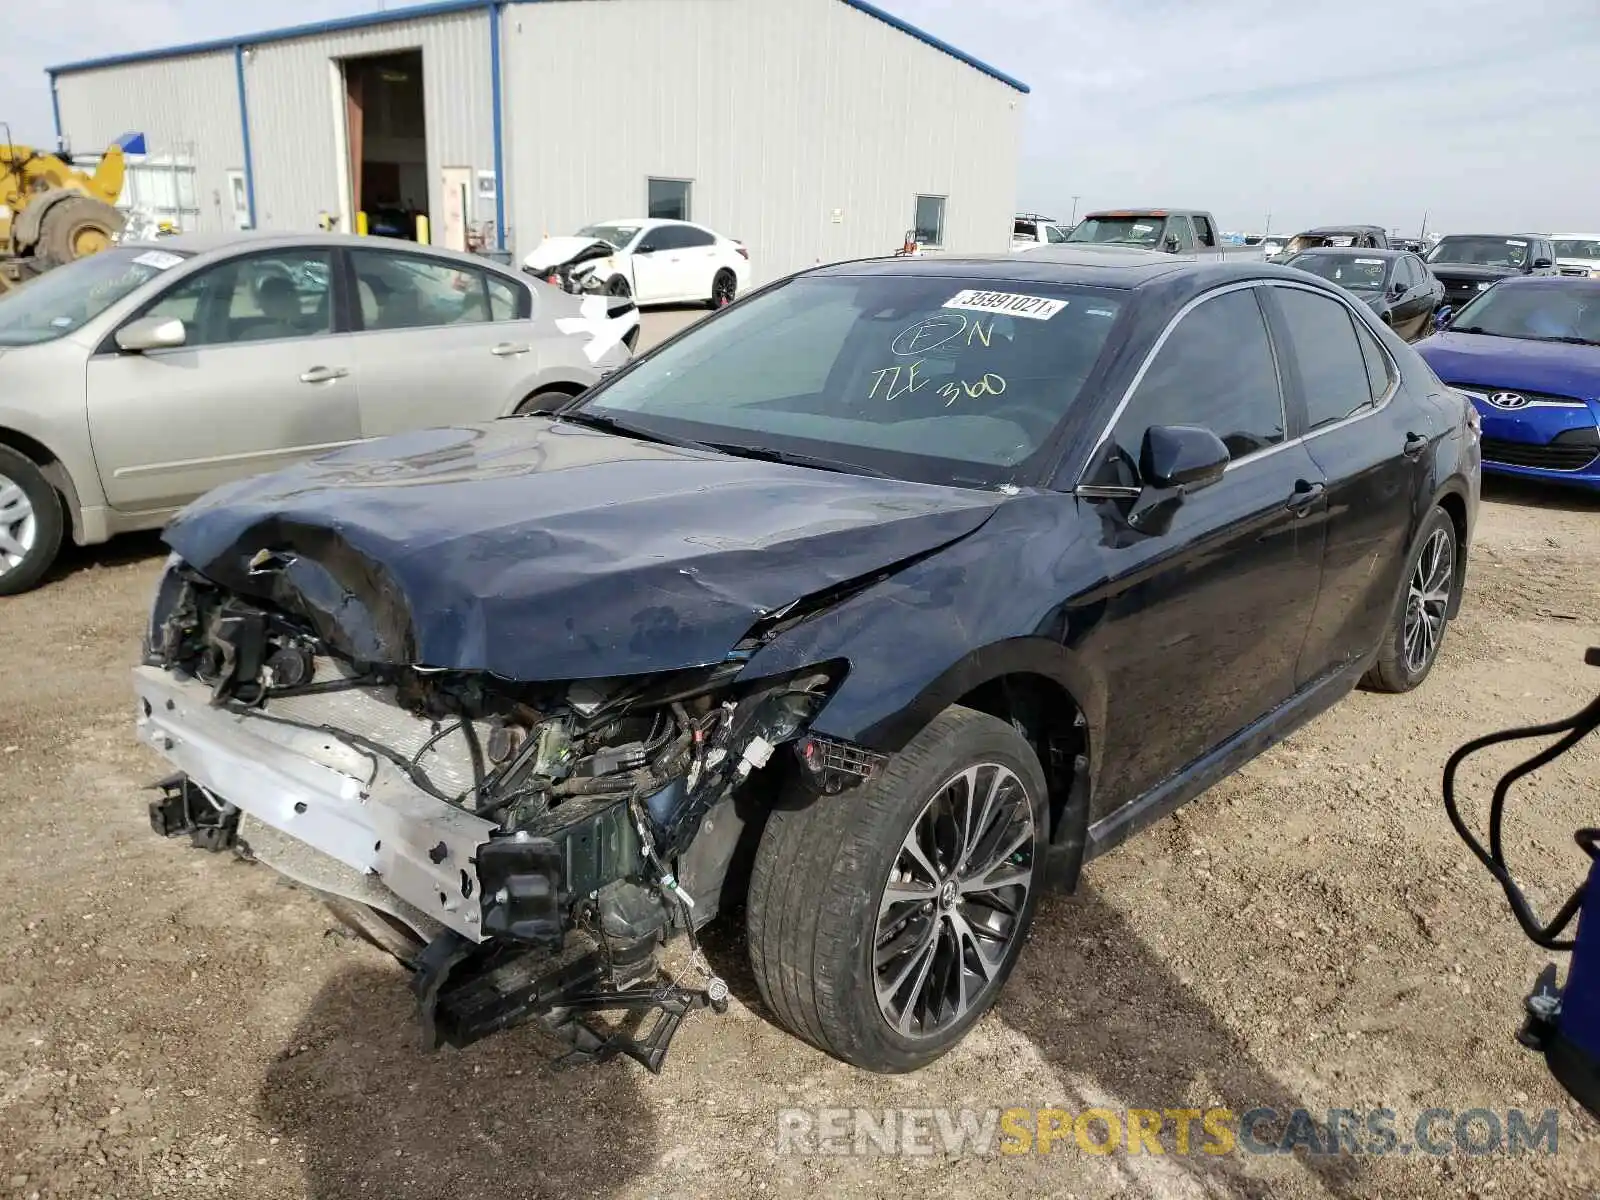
[1426, 233, 1559, 310]
[1283, 247, 1445, 341]
[135, 247, 1481, 1074]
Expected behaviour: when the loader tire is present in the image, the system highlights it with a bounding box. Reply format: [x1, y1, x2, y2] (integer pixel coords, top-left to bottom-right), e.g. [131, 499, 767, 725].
[37, 196, 125, 267]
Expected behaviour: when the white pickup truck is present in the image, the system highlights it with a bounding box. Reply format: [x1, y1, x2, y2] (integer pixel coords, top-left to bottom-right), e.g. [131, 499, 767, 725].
[1057, 209, 1235, 260]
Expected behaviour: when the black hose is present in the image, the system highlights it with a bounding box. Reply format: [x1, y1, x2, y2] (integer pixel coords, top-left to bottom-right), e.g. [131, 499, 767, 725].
[1442, 679, 1600, 950]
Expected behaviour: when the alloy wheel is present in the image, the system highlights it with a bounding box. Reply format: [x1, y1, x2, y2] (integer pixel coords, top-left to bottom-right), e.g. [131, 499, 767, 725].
[874, 762, 1035, 1038]
[713, 274, 735, 307]
[1403, 527, 1454, 675]
[0, 471, 37, 577]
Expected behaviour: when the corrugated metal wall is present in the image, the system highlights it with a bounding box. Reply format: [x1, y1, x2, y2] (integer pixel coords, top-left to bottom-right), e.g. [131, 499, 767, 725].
[54, 53, 244, 234]
[500, 0, 1022, 280]
[242, 9, 494, 233]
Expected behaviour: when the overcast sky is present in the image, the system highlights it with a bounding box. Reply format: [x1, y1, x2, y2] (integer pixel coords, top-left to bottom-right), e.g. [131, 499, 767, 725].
[6, 0, 1598, 236]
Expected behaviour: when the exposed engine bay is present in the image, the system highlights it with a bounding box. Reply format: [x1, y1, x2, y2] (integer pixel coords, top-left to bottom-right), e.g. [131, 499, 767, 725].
[136, 558, 879, 1071]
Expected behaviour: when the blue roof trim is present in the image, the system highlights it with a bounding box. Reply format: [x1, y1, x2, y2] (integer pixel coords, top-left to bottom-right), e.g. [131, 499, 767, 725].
[45, 0, 1028, 96]
[839, 0, 1029, 94]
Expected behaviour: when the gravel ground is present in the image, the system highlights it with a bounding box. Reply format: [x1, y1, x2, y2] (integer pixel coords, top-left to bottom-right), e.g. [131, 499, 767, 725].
[0, 342, 1597, 1197]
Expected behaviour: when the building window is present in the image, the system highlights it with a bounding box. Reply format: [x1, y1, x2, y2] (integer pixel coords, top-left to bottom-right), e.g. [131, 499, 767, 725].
[648, 178, 692, 222]
[913, 195, 947, 247]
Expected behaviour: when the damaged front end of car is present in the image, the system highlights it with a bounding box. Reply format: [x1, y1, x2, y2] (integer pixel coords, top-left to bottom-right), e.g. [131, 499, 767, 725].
[135, 556, 874, 1072]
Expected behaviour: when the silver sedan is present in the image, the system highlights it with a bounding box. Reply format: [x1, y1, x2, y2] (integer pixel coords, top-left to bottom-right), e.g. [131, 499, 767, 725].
[0, 232, 638, 594]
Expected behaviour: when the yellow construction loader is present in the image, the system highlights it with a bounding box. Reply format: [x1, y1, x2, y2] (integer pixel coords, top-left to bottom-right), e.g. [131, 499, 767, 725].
[0, 140, 126, 292]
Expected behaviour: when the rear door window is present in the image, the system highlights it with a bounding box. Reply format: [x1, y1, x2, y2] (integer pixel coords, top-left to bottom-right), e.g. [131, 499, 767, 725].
[1274, 287, 1376, 429]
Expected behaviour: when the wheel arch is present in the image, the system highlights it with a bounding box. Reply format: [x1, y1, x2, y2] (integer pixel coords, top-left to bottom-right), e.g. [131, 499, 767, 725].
[816, 636, 1105, 889]
[0, 424, 86, 544]
[1430, 478, 1472, 619]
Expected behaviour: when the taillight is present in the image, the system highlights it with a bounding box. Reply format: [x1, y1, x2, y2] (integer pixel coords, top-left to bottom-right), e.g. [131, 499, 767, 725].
[735, 244, 749, 260]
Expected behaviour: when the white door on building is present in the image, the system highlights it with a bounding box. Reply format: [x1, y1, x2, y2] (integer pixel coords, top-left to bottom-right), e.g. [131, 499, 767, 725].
[439, 166, 472, 252]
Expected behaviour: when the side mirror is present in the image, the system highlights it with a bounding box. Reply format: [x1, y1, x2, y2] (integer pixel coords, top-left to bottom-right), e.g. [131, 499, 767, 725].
[1163, 234, 1181, 253]
[1141, 424, 1231, 490]
[1532, 257, 1553, 270]
[1390, 280, 1408, 297]
[1433, 307, 1453, 331]
[115, 316, 186, 353]
[635, 241, 658, 255]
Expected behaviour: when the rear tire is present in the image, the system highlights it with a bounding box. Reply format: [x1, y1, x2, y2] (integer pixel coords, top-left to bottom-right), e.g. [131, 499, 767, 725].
[709, 269, 737, 309]
[36, 195, 124, 267]
[746, 706, 1048, 1072]
[0, 446, 65, 597]
[1363, 505, 1458, 693]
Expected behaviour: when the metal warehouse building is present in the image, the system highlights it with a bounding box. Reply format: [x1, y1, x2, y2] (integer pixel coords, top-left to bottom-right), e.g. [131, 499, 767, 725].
[47, 0, 1027, 280]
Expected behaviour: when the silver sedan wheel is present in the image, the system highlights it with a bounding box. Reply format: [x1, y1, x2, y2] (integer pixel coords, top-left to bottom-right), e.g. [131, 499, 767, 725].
[1403, 527, 1454, 675]
[874, 762, 1035, 1038]
[0, 472, 36, 576]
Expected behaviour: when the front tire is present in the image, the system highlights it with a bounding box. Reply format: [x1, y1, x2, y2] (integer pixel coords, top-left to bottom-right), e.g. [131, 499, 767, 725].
[746, 706, 1048, 1072]
[0, 446, 65, 597]
[605, 275, 631, 299]
[1363, 505, 1459, 693]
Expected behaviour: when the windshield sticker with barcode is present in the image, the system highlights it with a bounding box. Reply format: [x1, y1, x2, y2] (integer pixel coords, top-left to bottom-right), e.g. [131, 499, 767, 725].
[1506, 239, 1528, 247]
[943, 290, 1067, 320]
[132, 250, 184, 270]
[1356, 258, 1384, 265]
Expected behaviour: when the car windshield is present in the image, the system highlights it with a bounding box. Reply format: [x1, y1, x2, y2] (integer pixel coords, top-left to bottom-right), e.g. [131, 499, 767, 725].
[1449, 284, 1600, 345]
[0, 247, 190, 347]
[574, 274, 1125, 487]
[1553, 238, 1600, 260]
[1287, 253, 1389, 292]
[1428, 236, 1531, 268]
[1065, 217, 1164, 247]
[576, 223, 641, 250]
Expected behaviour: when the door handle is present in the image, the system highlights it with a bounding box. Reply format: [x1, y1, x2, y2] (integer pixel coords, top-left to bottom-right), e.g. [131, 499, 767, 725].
[299, 366, 348, 384]
[1403, 432, 1429, 459]
[1285, 479, 1325, 516]
[491, 342, 531, 357]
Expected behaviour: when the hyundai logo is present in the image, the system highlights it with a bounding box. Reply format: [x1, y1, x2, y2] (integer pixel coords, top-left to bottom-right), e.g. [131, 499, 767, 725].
[1488, 391, 1532, 410]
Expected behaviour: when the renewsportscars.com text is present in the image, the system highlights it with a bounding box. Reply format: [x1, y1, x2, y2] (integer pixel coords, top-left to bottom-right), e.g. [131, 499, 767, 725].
[775, 1106, 1561, 1159]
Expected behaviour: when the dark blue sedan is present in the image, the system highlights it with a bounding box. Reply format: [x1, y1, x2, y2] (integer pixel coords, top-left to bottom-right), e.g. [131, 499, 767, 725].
[1417, 276, 1600, 490]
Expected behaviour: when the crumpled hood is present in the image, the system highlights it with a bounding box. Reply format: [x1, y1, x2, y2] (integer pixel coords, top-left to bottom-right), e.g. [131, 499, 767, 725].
[522, 237, 615, 272]
[163, 420, 1004, 680]
[1417, 332, 1600, 402]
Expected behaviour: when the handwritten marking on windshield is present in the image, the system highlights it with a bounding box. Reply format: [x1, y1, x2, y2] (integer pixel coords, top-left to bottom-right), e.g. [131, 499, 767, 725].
[938, 374, 1007, 405]
[892, 315, 966, 355]
[867, 360, 930, 401]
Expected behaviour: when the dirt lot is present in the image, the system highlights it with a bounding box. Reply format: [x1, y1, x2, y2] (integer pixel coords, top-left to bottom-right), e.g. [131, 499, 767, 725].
[1, 368, 1598, 1197]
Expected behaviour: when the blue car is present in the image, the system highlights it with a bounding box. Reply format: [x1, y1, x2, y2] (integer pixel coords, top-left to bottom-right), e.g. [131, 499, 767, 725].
[1417, 276, 1600, 490]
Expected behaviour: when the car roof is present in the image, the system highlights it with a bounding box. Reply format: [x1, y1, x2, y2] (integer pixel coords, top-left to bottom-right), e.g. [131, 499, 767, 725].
[590, 217, 715, 233]
[1490, 274, 1600, 292]
[1287, 247, 1406, 259]
[1299, 225, 1386, 235]
[806, 246, 1322, 292]
[1550, 232, 1600, 240]
[1434, 232, 1549, 240]
[1081, 208, 1207, 218]
[120, 231, 522, 275]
